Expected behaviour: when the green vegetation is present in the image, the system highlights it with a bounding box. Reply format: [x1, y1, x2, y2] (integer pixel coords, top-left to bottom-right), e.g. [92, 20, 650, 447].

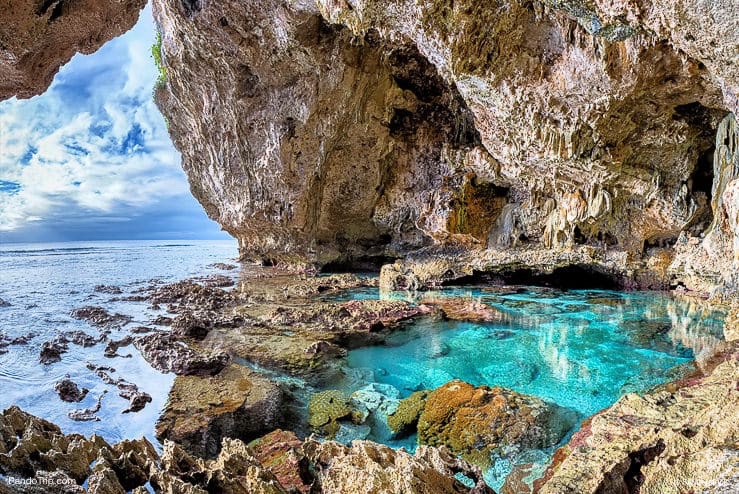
[151, 31, 167, 91]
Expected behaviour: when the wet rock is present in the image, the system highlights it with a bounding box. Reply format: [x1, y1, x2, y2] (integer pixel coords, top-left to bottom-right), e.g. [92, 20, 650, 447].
[209, 263, 237, 271]
[307, 390, 355, 438]
[116, 380, 152, 414]
[148, 280, 235, 310]
[420, 296, 507, 322]
[0, 332, 35, 353]
[103, 336, 133, 358]
[68, 391, 106, 422]
[535, 345, 739, 494]
[303, 440, 493, 494]
[387, 390, 430, 436]
[0, 298, 10, 307]
[94, 285, 122, 294]
[39, 337, 68, 364]
[192, 274, 235, 288]
[54, 378, 89, 403]
[130, 325, 154, 334]
[63, 330, 99, 347]
[151, 315, 173, 326]
[240, 273, 379, 302]
[70, 306, 132, 329]
[156, 364, 284, 458]
[171, 311, 213, 339]
[88, 367, 152, 414]
[134, 332, 230, 376]
[418, 380, 577, 468]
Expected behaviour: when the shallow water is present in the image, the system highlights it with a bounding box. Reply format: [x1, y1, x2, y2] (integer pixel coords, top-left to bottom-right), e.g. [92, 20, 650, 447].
[0, 243, 728, 490]
[326, 286, 726, 489]
[0, 240, 239, 445]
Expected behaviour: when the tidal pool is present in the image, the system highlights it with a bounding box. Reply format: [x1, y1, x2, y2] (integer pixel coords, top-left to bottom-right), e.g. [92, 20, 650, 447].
[324, 286, 727, 489]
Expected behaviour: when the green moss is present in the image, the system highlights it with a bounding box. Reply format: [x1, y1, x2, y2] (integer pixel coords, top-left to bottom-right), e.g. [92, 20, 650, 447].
[387, 390, 429, 436]
[151, 31, 167, 92]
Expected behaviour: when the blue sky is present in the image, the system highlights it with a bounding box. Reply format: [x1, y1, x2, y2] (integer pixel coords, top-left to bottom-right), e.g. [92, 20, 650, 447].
[0, 5, 230, 243]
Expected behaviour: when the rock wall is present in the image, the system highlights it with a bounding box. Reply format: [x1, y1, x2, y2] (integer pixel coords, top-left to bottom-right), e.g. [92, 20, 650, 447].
[0, 0, 146, 100]
[153, 0, 738, 278]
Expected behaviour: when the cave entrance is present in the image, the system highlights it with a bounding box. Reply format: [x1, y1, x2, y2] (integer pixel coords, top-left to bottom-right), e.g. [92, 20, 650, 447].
[445, 264, 622, 290]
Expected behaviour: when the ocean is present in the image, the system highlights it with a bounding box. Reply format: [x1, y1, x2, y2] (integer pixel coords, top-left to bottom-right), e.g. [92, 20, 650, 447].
[0, 239, 239, 445]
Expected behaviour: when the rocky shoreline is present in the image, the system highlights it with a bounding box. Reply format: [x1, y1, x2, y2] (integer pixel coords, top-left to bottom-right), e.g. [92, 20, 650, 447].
[1, 268, 737, 493]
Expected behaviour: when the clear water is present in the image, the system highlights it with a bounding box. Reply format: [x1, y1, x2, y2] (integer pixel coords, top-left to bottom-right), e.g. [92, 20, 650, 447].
[0, 240, 239, 445]
[327, 286, 726, 489]
[344, 287, 726, 414]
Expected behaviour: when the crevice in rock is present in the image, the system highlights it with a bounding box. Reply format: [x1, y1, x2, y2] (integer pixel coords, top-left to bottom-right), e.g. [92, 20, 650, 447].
[445, 264, 622, 290]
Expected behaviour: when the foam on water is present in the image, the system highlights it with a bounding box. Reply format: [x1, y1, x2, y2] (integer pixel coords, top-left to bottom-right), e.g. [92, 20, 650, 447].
[0, 240, 238, 446]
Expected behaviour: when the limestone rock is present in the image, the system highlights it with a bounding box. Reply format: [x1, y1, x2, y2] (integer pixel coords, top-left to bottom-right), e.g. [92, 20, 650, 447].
[0, 0, 146, 100]
[134, 331, 230, 376]
[156, 364, 284, 458]
[303, 439, 493, 494]
[152, 0, 736, 279]
[534, 344, 739, 494]
[418, 380, 577, 468]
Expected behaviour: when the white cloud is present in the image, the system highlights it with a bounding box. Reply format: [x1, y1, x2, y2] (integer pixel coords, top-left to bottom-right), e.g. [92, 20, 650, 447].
[0, 4, 197, 237]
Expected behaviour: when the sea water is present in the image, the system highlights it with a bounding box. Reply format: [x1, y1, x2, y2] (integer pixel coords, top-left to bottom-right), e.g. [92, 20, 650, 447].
[0, 240, 239, 445]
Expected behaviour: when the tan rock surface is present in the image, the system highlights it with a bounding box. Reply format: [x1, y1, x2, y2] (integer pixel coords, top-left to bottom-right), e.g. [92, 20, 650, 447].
[0, 0, 146, 100]
[534, 345, 739, 494]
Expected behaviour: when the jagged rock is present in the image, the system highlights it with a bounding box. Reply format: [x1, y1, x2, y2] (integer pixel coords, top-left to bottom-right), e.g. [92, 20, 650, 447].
[148, 280, 235, 310]
[387, 390, 430, 436]
[209, 263, 238, 270]
[54, 379, 89, 403]
[419, 296, 508, 322]
[156, 364, 284, 458]
[39, 337, 68, 364]
[153, 0, 737, 282]
[68, 392, 106, 422]
[303, 440, 493, 494]
[248, 430, 312, 494]
[418, 380, 578, 468]
[70, 306, 132, 329]
[134, 332, 230, 376]
[534, 344, 739, 494]
[104, 336, 133, 358]
[0, 0, 146, 100]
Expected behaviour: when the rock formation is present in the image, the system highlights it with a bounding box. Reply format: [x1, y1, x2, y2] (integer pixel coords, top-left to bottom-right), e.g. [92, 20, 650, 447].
[0, 0, 146, 100]
[0, 406, 491, 494]
[152, 0, 739, 292]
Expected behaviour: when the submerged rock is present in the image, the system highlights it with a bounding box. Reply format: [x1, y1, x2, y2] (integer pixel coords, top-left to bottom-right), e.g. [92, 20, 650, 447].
[418, 380, 577, 468]
[39, 337, 68, 365]
[156, 364, 284, 458]
[308, 390, 355, 438]
[387, 390, 430, 436]
[68, 392, 106, 422]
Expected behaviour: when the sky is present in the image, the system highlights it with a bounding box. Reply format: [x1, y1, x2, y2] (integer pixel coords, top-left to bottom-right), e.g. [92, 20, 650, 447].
[0, 4, 231, 243]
